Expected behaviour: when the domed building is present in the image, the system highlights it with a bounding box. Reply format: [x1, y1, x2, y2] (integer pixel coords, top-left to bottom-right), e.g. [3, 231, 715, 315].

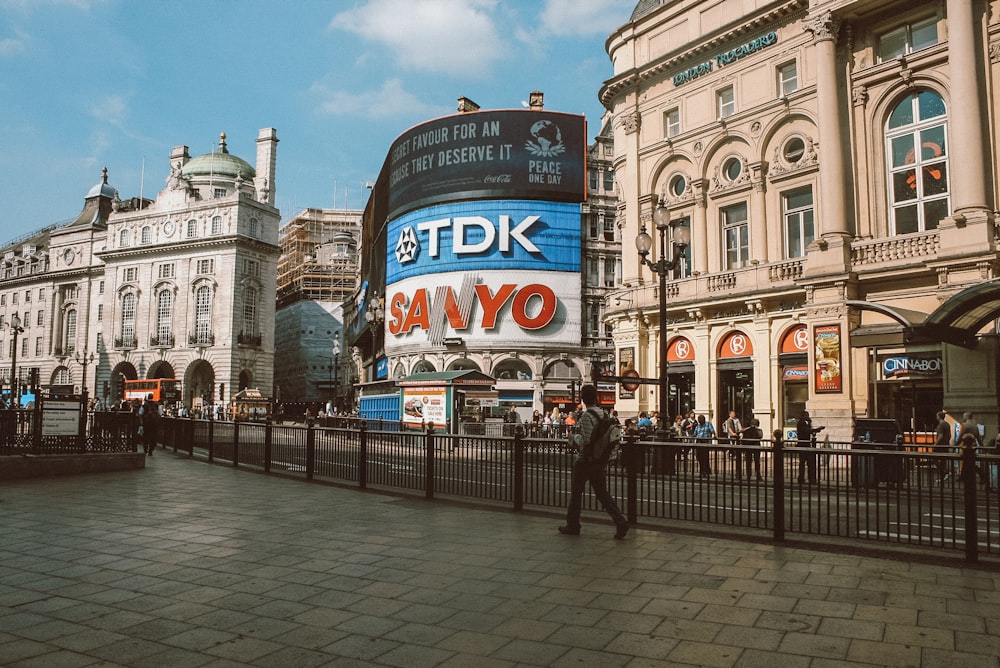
[0, 128, 280, 412]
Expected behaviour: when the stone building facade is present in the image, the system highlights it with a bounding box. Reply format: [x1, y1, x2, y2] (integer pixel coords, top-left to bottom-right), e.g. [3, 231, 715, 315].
[0, 129, 280, 411]
[603, 0, 1000, 440]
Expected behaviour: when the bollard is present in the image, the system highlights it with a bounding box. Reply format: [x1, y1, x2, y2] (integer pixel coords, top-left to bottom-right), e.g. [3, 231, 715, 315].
[425, 423, 435, 499]
[513, 425, 524, 511]
[772, 431, 785, 543]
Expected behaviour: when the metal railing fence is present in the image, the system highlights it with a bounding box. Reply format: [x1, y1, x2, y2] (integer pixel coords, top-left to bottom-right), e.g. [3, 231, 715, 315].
[155, 416, 1000, 563]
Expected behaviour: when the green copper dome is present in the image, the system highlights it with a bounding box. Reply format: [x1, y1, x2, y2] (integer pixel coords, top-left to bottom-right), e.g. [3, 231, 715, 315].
[180, 132, 255, 180]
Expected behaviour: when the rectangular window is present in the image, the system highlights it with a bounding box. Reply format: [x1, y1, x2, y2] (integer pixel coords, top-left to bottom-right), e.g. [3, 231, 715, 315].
[879, 17, 938, 61]
[589, 170, 598, 190]
[588, 215, 599, 239]
[123, 267, 137, 282]
[717, 86, 736, 119]
[34, 337, 41, 356]
[603, 257, 616, 287]
[783, 186, 815, 258]
[98, 281, 103, 295]
[12, 293, 18, 305]
[24, 290, 30, 303]
[196, 259, 215, 275]
[721, 203, 750, 269]
[248, 218, 259, 237]
[97, 304, 103, 322]
[778, 62, 798, 97]
[0, 294, 5, 306]
[664, 107, 681, 137]
[603, 168, 613, 191]
[243, 259, 259, 277]
[587, 256, 599, 286]
[36, 310, 43, 326]
[214, 188, 227, 199]
[22, 338, 28, 356]
[158, 263, 175, 279]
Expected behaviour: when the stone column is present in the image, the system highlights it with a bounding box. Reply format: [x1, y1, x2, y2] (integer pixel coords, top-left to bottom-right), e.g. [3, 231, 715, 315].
[692, 181, 709, 274]
[805, 10, 848, 239]
[946, 0, 988, 215]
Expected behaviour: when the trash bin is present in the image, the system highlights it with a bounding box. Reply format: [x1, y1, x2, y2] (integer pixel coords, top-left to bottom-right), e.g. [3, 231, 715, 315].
[851, 418, 904, 488]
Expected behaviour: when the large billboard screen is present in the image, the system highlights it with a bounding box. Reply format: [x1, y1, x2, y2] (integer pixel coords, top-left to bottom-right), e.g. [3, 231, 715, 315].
[384, 199, 581, 352]
[386, 110, 586, 220]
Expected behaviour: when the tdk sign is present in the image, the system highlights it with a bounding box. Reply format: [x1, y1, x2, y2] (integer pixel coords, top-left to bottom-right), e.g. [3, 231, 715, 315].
[386, 200, 580, 283]
[395, 215, 540, 265]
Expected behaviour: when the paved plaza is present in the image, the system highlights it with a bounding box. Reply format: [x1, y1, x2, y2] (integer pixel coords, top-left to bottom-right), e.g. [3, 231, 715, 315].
[1, 451, 999, 667]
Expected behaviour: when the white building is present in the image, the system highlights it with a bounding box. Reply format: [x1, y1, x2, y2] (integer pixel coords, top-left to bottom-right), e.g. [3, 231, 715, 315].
[0, 129, 280, 411]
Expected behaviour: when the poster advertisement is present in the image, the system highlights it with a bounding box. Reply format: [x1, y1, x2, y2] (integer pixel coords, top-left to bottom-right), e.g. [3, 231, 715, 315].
[619, 347, 635, 399]
[814, 324, 842, 393]
[401, 386, 448, 428]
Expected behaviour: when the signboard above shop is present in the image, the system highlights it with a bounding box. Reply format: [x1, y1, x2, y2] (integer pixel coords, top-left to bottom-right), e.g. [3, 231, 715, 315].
[386, 110, 586, 219]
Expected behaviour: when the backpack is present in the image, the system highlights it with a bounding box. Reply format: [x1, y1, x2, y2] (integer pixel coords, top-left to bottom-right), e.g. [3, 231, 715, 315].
[585, 408, 622, 462]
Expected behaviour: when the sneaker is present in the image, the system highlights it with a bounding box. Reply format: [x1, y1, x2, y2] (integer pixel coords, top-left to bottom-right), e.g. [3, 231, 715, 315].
[614, 522, 629, 540]
[558, 526, 580, 536]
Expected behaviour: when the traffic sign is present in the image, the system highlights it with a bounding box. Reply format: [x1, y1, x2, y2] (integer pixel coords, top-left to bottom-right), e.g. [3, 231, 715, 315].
[622, 369, 641, 392]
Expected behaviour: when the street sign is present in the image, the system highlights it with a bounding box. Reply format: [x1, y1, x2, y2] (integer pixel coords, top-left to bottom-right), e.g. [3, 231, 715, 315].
[622, 369, 641, 392]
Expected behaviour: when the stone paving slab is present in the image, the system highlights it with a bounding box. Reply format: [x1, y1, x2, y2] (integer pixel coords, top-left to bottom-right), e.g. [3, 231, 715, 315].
[1, 452, 999, 667]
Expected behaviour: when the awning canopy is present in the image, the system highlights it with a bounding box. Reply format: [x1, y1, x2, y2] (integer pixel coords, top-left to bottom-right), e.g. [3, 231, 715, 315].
[847, 279, 1000, 349]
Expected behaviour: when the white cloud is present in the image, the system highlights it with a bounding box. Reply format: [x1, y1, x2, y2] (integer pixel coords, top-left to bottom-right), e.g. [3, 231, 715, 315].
[330, 0, 504, 77]
[539, 0, 624, 36]
[310, 78, 448, 120]
[90, 94, 128, 127]
[0, 32, 25, 56]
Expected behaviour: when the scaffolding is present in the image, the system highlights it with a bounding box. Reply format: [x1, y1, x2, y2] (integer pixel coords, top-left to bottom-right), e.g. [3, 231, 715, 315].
[276, 208, 362, 308]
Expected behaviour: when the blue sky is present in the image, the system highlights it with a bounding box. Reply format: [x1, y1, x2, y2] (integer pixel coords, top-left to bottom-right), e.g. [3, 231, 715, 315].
[0, 0, 629, 245]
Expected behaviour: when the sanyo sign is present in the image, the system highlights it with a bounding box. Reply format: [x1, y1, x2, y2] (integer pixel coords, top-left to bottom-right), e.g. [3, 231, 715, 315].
[385, 199, 581, 351]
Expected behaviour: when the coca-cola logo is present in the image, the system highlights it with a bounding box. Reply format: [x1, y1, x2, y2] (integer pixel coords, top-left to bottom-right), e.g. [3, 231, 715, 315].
[483, 174, 513, 183]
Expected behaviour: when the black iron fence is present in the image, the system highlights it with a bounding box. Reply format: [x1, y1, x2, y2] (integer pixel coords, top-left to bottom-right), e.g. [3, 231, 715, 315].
[0, 409, 139, 454]
[154, 417, 998, 563]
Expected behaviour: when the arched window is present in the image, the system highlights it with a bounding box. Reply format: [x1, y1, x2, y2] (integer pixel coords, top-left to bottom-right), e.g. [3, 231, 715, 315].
[156, 291, 173, 344]
[887, 90, 949, 234]
[119, 229, 130, 247]
[141, 226, 152, 244]
[242, 287, 258, 336]
[211, 216, 222, 235]
[120, 293, 136, 346]
[195, 286, 213, 344]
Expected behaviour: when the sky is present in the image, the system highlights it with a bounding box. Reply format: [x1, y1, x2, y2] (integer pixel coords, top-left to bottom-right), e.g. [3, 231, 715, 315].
[0, 0, 631, 246]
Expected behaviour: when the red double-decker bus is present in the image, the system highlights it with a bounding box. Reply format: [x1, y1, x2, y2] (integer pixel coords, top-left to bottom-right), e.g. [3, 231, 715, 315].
[124, 378, 181, 403]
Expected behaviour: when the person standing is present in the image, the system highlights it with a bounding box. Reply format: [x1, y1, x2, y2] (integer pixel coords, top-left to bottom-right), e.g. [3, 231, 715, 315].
[140, 393, 160, 456]
[738, 418, 763, 480]
[796, 410, 824, 484]
[724, 410, 743, 474]
[934, 411, 952, 481]
[559, 384, 628, 539]
[692, 414, 716, 477]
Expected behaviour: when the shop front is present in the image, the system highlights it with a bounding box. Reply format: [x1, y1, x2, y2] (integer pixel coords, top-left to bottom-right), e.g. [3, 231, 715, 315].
[778, 324, 810, 435]
[666, 336, 696, 419]
[717, 331, 754, 425]
[870, 350, 943, 439]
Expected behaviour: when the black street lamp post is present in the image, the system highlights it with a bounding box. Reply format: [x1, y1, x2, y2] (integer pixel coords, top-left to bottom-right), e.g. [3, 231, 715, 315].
[636, 203, 690, 448]
[331, 334, 340, 412]
[9, 313, 23, 408]
[75, 349, 96, 411]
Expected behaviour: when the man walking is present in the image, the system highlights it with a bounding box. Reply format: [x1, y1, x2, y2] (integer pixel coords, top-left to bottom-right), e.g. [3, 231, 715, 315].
[559, 384, 628, 539]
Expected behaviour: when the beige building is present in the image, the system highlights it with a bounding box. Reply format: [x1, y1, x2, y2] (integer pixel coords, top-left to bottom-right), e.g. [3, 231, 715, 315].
[602, 0, 1000, 440]
[0, 129, 280, 411]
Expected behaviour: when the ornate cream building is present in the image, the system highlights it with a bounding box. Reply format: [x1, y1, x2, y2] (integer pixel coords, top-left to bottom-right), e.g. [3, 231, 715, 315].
[0, 129, 280, 410]
[603, 0, 1000, 440]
